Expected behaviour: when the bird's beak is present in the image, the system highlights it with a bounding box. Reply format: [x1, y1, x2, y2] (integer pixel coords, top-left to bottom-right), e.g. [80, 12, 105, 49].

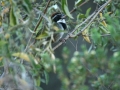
[61, 14, 65, 19]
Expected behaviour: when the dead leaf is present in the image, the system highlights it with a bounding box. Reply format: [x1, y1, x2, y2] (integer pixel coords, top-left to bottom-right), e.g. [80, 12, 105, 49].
[82, 28, 91, 43]
[99, 13, 107, 27]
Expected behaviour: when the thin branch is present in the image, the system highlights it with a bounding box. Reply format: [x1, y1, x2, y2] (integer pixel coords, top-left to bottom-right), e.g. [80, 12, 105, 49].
[24, 0, 51, 52]
[75, 40, 78, 51]
[33, 0, 51, 32]
[68, 39, 76, 50]
[70, 0, 89, 14]
[63, 0, 89, 18]
[53, 0, 112, 50]
[88, 44, 93, 53]
[100, 33, 111, 37]
[76, 0, 112, 36]
[24, 33, 33, 52]
[71, 12, 96, 34]
[82, 33, 111, 37]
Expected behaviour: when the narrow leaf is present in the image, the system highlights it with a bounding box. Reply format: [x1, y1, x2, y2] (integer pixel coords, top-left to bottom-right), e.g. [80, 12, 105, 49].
[61, 0, 73, 19]
[0, 15, 2, 26]
[36, 32, 48, 39]
[44, 71, 49, 84]
[22, 0, 32, 13]
[82, 28, 91, 43]
[75, 0, 83, 6]
[9, 7, 17, 26]
[99, 13, 107, 27]
[12, 52, 30, 62]
[85, 8, 91, 17]
[77, 13, 86, 19]
[61, 0, 66, 13]
[99, 26, 110, 34]
[64, 5, 73, 19]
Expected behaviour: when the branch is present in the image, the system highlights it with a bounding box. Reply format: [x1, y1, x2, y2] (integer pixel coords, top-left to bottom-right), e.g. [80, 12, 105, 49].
[53, 0, 112, 50]
[75, 0, 112, 36]
[24, 0, 51, 52]
[63, 0, 89, 18]
[33, 0, 51, 32]
[70, 0, 89, 14]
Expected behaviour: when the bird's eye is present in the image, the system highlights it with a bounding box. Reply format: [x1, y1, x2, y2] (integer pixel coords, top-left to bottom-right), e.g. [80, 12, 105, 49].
[61, 14, 65, 19]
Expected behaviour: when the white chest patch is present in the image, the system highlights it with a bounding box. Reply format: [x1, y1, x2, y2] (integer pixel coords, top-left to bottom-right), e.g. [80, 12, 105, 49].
[57, 19, 66, 24]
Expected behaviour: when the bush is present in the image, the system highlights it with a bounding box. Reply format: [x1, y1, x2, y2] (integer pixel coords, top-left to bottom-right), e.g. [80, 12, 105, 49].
[0, 0, 120, 90]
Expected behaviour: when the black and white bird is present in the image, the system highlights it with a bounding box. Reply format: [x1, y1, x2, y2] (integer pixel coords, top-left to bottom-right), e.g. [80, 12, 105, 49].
[51, 12, 67, 42]
[35, 12, 67, 46]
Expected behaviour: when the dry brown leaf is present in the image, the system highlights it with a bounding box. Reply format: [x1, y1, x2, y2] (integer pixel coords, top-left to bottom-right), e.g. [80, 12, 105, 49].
[99, 13, 107, 27]
[82, 28, 91, 43]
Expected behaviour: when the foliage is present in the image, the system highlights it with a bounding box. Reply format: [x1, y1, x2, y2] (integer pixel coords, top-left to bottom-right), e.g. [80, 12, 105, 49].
[0, 0, 120, 90]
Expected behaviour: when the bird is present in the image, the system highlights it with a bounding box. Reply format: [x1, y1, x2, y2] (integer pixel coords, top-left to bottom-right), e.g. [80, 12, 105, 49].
[50, 12, 67, 42]
[35, 12, 67, 48]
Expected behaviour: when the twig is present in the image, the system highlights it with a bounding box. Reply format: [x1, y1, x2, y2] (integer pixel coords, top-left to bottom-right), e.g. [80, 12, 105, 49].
[24, 0, 51, 52]
[53, 0, 112, 50]
[71, 12, 96, 34]
[63, 0, 89, 18]
[68, 39, 76, 50]
[70, 0, 89, 14]
[82, 33, 111, 37]
[33, 0, 51, 32]
[75, 40, 78, 51]
[100, 33, 111, 37]
[24, 33, 33, 52]
[76, 0, 111, 36]
[88, 44, 93, 53]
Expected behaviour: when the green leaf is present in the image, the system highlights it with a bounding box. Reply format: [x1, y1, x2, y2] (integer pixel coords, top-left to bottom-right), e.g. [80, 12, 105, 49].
[22, 0, 32, 13]
[91, 28, 101, 44]
[61, 0, 67, 13]
[75, 0, 83, 7]
[77, 13, 86, 19]
[99, 26, 110, 34]
[44, 71, 49, 84]
[9, 7, 17, 26]
[64, 5, 73, 19]
[36, 32, 49, 39]
[0, 15, 2, 27]
[0, 40, 7, 46]
[35, 76, 41, 86]
[61, 0, 73, 19]
[85, 8, 91, 17]
[54, 30, 67, 34]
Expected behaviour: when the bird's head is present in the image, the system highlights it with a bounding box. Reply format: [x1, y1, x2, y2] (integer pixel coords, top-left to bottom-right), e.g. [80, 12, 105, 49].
[51, 12, 67, 30]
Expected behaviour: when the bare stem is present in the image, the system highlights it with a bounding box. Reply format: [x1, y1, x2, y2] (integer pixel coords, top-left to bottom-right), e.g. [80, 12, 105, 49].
[33, 0, 51, 32]
[70, 0, 89, 14]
